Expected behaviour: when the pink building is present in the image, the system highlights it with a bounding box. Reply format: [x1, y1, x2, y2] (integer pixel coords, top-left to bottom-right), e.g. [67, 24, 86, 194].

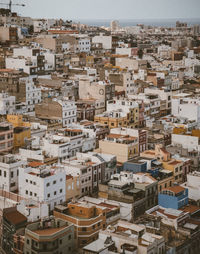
[0, 122, 13, 153]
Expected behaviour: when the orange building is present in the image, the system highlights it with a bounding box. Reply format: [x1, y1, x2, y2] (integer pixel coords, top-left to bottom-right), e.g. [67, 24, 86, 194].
[54, 201, 107, 247]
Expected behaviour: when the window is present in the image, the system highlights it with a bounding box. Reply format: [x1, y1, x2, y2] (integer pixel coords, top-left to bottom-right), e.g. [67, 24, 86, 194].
[54, 191, 57, 195]
[30, 192, 32, 196]
[4, 171, 6, 177]
[82, 227, 86, 231]
[68, 234, 71, 240]
[60, 189, 63, 193]
[11, 172, 14, 178]
[0, 170, 1, 176]
[26, 190, 28, 194]
[53, 180, 56, 184]
[60, 239, 62, 244]
[47, 193, 50, 198]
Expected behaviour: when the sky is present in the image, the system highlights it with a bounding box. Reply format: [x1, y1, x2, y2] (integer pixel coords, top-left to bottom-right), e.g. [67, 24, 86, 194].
[11, 0, 200, 20]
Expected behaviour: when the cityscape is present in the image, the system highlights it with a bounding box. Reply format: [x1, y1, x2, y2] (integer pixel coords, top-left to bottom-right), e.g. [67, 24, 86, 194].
[0, 0, 200, 253]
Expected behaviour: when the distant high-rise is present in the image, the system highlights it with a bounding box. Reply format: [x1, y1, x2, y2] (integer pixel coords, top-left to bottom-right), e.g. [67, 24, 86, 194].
[193, 24, 200, 35]
[110, 20, 120, 32]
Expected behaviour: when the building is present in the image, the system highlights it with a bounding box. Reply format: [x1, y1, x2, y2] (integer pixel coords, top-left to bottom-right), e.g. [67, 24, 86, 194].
[79, 77, 115, 104]
[99, 133, 139, 163]
[182, 171, 200, 205]
[62, 152, 117, 196]
[6, 47, 46, 75]
[99, 171, 157, 219]
[24, 217, 74, 254]
[19, 165, 66, 210]
[92, 34, 117, 50]
[0, 154, 22, 192]
[158, 186, 188, 210]
[0, 26, 18, 43]
[35, 98, 77, 127]
[172, 96, 200, 123]
[54, 201, 106, 247]
[94, 98, 139, 129]
[0, 70, 41, 113]
[0, 122, 13, 153]
[95, 220, 165, 254]
[2, 207, 27, 254]
[7, 115, 31, 148]
[0, 92, 15, 115]
[110, 127, 148, 153]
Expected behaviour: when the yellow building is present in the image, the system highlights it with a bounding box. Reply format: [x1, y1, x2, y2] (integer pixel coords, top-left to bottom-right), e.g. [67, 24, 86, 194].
[86, 55, 94, 67]
[7, 115, 31, 148]
[94, 109, 139, 129]
[158, 170, 174, 192]
[162, 160, 183, 184]
[7, 115, 31, 128]
[98, 133, 139, 163]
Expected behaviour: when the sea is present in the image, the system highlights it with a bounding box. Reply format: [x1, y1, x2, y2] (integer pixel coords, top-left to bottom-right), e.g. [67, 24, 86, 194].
[74, 18, 200, 28]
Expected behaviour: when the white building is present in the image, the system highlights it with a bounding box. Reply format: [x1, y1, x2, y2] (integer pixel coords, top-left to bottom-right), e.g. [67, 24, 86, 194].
[20, 77, 42, 113]
[6, 57, 37, 75]
[76, 35, 91, 53]
[42, 131, 84, 162]
[172, 97, 200, 123]
[6, 47, 45, 75]
[182, 171, 200, 203]
[33, 19, 56, 33]
[0, 93, 15, 115]
[0, 154, 23, 192]
[92, 34, 112, 50]
[19, 165, 66, 210]
[17, 199, 49, 222]
[57, 99, 77, 127]
[107, 98, 139, 113]
[98, 220, 165, 254]
[171, 133, 200, 152]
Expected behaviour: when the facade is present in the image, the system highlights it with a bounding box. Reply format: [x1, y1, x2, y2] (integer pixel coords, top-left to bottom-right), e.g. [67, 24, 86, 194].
[35, 98, 77, 127]
[0, 154, 22, 192]
[62, 152, 117, 196]
[0, 122, 13, 153]
[110, 127, 148, 153]
[2, 207, 27, 254]
[79, 78, 115, 103]
[24, 217, 74, 254]
[99, 133, 139, 163]
[7, 114, 31, 148]
[54, 201, 106, 247]
[98, 220, 165, 254]
[182, 171, 200, 205]
[158, 186, 188, 210]
[0, 92, 15, 115]
[19, 165, 66, 210]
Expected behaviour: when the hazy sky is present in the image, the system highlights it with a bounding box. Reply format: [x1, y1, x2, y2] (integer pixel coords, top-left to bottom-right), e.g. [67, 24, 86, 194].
[15, 0, 200, 20]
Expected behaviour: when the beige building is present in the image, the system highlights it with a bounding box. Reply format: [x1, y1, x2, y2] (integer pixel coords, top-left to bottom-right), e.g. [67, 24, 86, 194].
[66, 175, 81, 201]
[24, 217, 74, 254]
[98, 133, 139, 163]
[79, 77, 115, 103]
[0, 122, 13, 153]
[0, 26, 18, 43]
